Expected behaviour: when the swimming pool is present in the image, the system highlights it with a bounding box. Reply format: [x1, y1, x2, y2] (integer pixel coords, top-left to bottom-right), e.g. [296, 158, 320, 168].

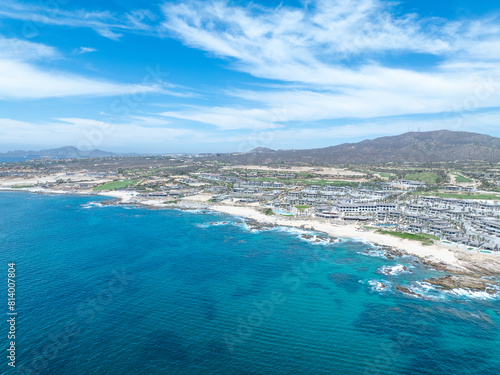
[275, 209, 294, 216]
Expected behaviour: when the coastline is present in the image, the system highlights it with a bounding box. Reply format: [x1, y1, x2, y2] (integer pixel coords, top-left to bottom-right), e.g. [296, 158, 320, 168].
[207, 204, 500, 276]
[3, 187, 500, 276]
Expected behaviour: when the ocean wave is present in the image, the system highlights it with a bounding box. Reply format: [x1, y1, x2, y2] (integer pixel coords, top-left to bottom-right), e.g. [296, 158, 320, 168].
[233, 221, 340, 246]
[270, 226, 340, 245]
[378, 264, 413, 276]
[410, 281, 499, 301]
[359, 248, 389, 259]
[81, 202, 104, 209]
[445, 287, 500, 300]
[409, 282, 446, 301]
[183, 209, 212, 214]
[366, 279, 391, 293]
[195, 221, 232, 229]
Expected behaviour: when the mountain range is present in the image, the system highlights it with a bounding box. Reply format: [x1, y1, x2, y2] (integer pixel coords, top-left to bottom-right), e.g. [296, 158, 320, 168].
[0, 146, 115, 159]
[233, 130, 500, 164]
[3, 130, 500, 164]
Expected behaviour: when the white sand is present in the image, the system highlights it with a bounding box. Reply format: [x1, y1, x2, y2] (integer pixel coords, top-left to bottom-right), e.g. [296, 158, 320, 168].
[3, 187, 497, 273]
[181, 193, 213, 202]
[209, 203, 469, 272]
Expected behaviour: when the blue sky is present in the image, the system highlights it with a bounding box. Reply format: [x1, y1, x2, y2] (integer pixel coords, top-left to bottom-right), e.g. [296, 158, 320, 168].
[0, 0, 499, 153]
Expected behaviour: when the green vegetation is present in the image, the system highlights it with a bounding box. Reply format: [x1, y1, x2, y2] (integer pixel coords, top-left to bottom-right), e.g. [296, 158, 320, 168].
[93, 180, 139, 191]
[295, 205, 309, 211]
[414, 192, 500, 200]
[376, 230, 438, 246]
[11, 185, 33, 189]
[404, 172, 439, 184]
[373, 172, 392, 178]
[453, 173, 473, 183]
[264, 208, 274, 215]
[250, 177, 357, 187]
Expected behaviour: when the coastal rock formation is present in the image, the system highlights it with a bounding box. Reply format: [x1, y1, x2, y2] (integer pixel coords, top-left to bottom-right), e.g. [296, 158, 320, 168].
[245, 219, 276, 231]
[424, 275, 499, 294]
[100, 199, 121, 206]
[396, 286, 428, 299]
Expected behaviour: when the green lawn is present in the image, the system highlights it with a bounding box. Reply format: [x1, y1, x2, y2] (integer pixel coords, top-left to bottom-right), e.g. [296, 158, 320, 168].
[376, 230, 438, 245]
[11, 185, 33, 189]
[250, 177, 357, 186]
[404, 172, 439, 184]
[93, 180, 139, 191]
[454, 173, 473, 183]
[295, 205, 309, 211]
[415, 192, 500, 200]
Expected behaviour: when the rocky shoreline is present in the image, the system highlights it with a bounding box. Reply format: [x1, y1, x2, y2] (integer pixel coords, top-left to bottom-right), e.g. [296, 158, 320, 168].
[424, 275, 500, 294]
[7, 189, 500, 300]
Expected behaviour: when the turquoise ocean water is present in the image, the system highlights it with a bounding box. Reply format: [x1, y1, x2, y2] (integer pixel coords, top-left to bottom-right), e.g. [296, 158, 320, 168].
[0, 192, 499, 374]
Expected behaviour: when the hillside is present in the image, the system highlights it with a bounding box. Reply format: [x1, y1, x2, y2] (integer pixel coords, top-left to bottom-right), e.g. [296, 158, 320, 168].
[211, 130, 500, 164]
[0, 146, 115, 159]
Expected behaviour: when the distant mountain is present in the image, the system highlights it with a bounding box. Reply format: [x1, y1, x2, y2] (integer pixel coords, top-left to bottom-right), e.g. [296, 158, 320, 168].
[212, 130, 500, 164]
[249, 147, 274, 153]
[0, 146, 116, 160]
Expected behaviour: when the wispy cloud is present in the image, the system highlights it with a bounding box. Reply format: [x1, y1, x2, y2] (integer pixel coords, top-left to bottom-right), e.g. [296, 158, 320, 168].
[0, 1, 157, 40]
[2, 109, 500, 152]
[156, 0, 500, 135]
[77, 47, 97, 54]
[2, 0, 500, 151]
[0, 58, 160, 99]
[0, 36, 59, 60]
[0, 116, 233, 151]
[0, 35, 164, 99]
[159, 106, 284, 130]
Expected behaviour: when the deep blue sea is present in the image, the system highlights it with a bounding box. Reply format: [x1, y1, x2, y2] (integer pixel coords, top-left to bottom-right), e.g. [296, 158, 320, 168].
[1, 192, 499, 375]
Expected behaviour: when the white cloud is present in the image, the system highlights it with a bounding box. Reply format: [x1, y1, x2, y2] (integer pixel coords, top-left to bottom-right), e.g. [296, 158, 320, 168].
[0, 117, 201, 151]
[156, 0, 500, 133]
[224, 110, 500, 151]
[160, 0, 451, 74]
[0, 1, 156, 40]
[2, 0, 500, 151]
[0, 36, 59, 60]
[77, 47, 97, 54]
[0, 36, 166, 100]
[3, 109, 500, 153]
[0, 59, 160, 99]
[159, 106, 283, 130]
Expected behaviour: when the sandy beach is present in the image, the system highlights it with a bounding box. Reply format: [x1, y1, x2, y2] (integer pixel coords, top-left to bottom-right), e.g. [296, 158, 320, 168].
[208, 203, 471, 273]
[116, 192, 500, 275]
[2, 187, 500, 275]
